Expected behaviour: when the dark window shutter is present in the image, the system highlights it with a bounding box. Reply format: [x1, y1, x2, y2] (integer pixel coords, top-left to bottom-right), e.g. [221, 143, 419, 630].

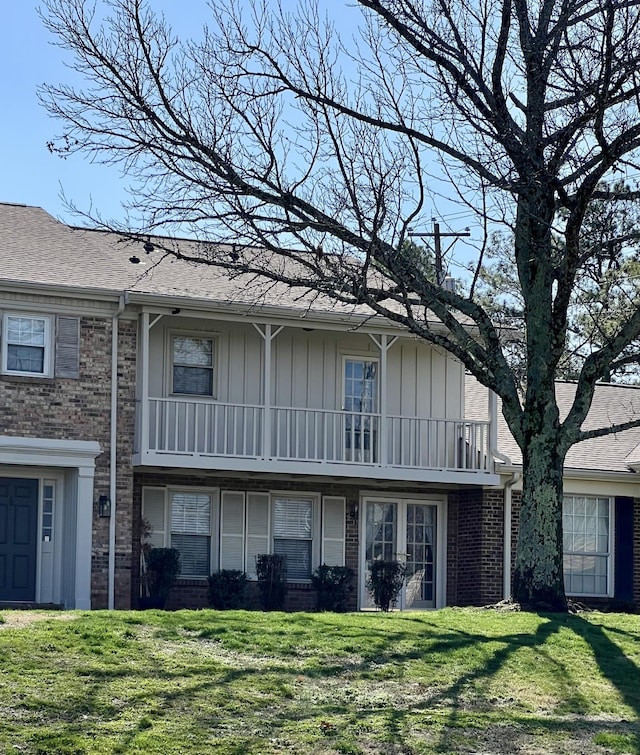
[614, 497, 634, 602]
[55, 316, 80, 379]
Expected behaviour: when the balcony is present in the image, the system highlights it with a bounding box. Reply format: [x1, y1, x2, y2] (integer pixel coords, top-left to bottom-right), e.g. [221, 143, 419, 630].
[133, 397, 497, 484]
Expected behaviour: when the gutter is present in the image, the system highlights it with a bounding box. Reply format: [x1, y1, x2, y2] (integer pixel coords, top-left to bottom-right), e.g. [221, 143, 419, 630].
[488, 389, 520, 600]
[108, 292, 129, 610]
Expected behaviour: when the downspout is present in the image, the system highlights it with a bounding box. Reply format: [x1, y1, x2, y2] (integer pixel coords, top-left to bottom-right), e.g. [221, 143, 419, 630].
[488, 389, 520, 601]
[108, 293, 129, 610]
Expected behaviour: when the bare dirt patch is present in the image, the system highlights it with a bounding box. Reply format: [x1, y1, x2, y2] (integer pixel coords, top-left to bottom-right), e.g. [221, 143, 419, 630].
[0, 610, 79, 629]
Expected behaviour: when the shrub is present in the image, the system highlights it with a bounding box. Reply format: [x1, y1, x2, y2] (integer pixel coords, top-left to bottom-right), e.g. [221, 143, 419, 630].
[255, 554, 287, 611]
[141, 547, 181, 608]
[207, 570, 247, 609]
[366, 559, 406, 612]
[311, 564, 354, 612]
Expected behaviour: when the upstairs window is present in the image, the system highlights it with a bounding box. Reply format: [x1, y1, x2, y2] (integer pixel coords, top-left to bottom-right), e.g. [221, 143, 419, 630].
[172, 335, 214, 396]
[2, 315, 51, 376]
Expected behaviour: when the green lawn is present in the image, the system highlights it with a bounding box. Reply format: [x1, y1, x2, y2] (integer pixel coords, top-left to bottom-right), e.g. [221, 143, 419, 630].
[0, 608, 639, 754]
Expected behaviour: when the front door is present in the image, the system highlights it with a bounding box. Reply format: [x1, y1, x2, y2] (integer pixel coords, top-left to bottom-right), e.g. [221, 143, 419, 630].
[0, 478, 39, 602]
[361, 498, 439, 609]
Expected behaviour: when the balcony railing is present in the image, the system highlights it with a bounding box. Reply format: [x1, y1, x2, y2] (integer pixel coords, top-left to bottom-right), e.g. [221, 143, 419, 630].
[143, 397, 491, 473]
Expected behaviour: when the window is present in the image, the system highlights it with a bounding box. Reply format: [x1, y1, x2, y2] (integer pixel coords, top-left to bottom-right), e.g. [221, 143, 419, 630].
[343, 358, 379, 457]
[170, 491, 212, 577]
[42, 483, 55, 543]
[563, 495, 611, 596]
[273, 497, 313, 580]
[2, 315, 50, 376]
[172, 335, 214, 396]
[219, 492, 345, 581]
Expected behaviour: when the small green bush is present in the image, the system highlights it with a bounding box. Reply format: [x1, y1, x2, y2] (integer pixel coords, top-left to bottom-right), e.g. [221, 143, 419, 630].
[311, 564, 354, 612]
[366, 559, 406, 612]
[207, 569, 247, 609]
[141, 547, 181, 608]
[255, 554, 287, 611]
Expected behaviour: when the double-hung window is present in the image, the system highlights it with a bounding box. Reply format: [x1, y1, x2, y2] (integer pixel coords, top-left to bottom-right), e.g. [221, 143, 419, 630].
[563, 495, 611, 596]
[170, 491, 212, 577]
[172, 335, 214, 396]
[2, 314, 51, 376]
[273, 496, 314, 580]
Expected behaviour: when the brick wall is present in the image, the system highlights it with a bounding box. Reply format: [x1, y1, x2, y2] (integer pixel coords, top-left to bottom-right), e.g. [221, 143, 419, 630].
[447, 487, 504, 606]
[132, 472, 365, 611]
[0, 315, 137, 609]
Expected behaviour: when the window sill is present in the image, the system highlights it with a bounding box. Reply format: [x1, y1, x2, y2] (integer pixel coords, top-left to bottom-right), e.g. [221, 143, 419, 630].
[1, 374, 55, 385]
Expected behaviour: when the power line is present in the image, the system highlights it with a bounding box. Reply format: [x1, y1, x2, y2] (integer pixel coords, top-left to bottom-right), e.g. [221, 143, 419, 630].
[409, 220, 470, 285]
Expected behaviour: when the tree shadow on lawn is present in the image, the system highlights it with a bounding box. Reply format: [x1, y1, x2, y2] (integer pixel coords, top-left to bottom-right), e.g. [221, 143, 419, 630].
[415, 612, 640, 754]
[108, 613, 621, 752]
[16, 610, 640, 754]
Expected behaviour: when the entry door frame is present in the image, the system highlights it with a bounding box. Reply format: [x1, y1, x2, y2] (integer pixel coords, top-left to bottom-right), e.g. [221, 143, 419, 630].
[0, 469, 64, 605]
[358, 493, 448, 610]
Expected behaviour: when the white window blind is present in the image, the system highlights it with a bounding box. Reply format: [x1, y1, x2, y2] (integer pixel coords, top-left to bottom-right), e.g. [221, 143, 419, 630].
[4, 315, 48, 375]
[172, 336, 214, 396]
[170, 492, 212, 577]
[273, 497, 313, 580]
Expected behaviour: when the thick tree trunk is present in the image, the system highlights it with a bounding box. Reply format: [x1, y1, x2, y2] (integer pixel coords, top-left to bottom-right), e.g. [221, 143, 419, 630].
[512, 399, 568, 611]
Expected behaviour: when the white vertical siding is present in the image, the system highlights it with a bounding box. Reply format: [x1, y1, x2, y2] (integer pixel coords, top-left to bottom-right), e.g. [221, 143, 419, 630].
[146, 315, 464, 421]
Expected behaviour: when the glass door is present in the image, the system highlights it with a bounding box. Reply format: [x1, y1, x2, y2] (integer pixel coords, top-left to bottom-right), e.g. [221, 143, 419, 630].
[361, 499, 438, 610]
[362, 500, 397, 608]
[404, 503, 437, 609]
[343, 358, 379, 463]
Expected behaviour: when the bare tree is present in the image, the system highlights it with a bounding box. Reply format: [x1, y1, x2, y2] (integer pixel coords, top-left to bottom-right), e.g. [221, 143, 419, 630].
[40, 0, 640, 610]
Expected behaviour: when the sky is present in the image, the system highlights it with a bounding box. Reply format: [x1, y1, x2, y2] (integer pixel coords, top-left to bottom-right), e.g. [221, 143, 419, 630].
[0, 1, 478, 270]
[0, 2, 208, 225]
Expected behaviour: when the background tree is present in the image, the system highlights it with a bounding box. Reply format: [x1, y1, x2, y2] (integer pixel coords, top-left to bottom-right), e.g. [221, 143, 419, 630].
[40, 0, 640, 609]
[473, 182, 640, 387]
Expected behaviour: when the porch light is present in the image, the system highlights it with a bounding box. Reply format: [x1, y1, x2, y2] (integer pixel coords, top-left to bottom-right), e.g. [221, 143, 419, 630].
[349, 502, 359, 519]
[99, 495, 111, 518]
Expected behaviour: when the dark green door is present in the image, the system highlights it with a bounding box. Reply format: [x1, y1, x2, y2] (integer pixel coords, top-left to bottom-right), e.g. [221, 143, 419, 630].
[0, 478, 38, 602]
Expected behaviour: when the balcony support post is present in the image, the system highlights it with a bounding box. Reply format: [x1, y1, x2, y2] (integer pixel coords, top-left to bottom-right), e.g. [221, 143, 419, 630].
[140, 311, 150, 455]
[369, 333, 397, 466]
[254, 323, 283, 460]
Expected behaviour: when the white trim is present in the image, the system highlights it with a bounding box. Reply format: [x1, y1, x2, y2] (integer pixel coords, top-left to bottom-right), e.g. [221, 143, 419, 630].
[0, 438, 100, 610]
[167, 328, 217, 398]
[133, 449, 500, 486]
[562, 493, 615, 599]
[0, 436, 101, 469]
[358, 493, 448, 610]
[1, 313, 52, 377]
[270, 491, 321, 581]
[166, 486, 220, 579]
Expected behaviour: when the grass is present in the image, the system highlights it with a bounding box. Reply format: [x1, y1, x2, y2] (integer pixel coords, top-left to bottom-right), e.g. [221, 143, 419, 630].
[0, 609, 639, 754]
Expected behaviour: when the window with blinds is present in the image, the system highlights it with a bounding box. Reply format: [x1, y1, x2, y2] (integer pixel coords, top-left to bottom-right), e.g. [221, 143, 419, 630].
[273, 497, 313, 580]
[3, 314, 50, 375]
[170, 491, 212, 577]
[172, 335, 214, 396]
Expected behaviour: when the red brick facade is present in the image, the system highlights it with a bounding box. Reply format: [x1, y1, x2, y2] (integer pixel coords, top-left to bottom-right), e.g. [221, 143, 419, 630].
[0, 314, 137, 609]
[447, 488, 504, 606]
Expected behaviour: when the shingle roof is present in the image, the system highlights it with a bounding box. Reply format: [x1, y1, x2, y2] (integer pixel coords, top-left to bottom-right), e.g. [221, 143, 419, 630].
[466, 375, 640, 474]
[0, 202, 371, 317]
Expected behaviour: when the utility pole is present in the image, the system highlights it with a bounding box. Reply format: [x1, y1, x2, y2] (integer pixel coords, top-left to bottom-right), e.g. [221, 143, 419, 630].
[409, 220, 470, 285]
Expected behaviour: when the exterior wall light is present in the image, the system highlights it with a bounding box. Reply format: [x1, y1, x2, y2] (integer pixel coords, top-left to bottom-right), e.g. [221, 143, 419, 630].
[99, 495, 111, 518]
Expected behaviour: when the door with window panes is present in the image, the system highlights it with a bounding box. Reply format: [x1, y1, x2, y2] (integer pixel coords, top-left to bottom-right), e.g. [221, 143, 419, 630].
[343, 358, 379, 463]
[361, 499, 438, 609]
